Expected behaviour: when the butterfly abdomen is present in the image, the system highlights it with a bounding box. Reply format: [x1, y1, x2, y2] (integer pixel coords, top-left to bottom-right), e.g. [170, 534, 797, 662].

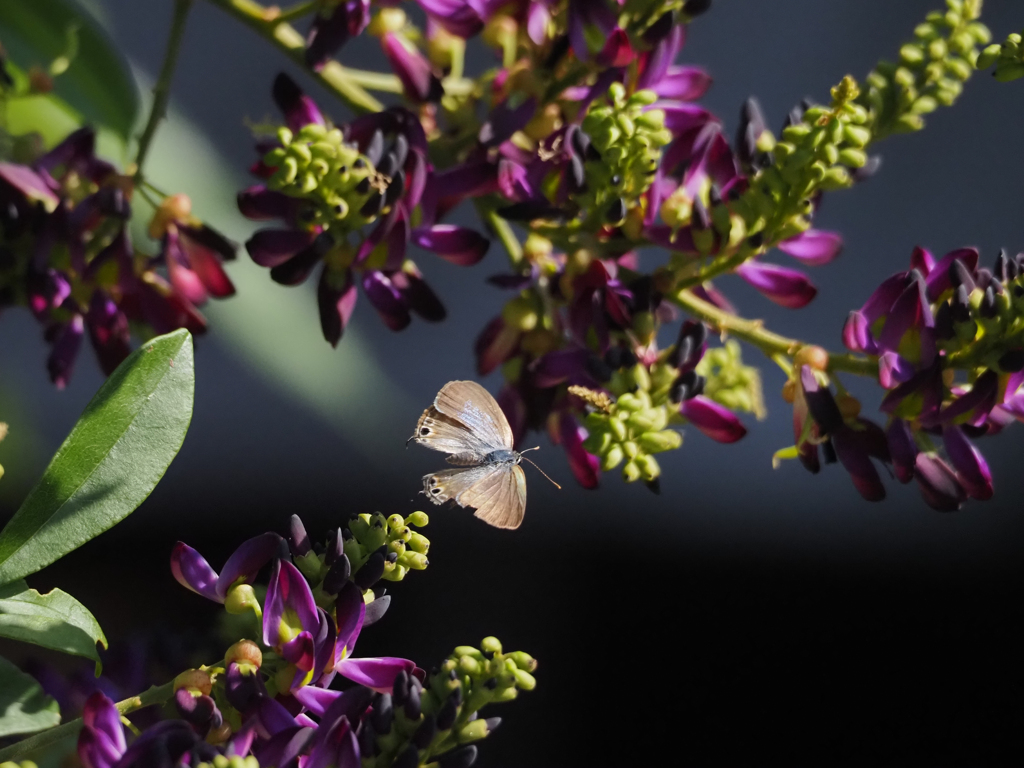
[446, 452, 484, 467]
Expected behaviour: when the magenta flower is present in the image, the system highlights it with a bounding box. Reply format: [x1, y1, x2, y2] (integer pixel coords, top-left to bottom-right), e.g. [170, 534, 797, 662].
[679, 396, 748, 443]
[381, 32, 443, 103]
[263, 559, 320, 690]
[736, 261, 818, 309]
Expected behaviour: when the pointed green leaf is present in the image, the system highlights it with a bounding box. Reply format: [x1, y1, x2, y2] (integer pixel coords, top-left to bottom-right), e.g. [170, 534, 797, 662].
[0, 655, 60, 737]
[0, 330, 194, 586]
[0, 580, 107, 668]
[0, 0, 139, 141]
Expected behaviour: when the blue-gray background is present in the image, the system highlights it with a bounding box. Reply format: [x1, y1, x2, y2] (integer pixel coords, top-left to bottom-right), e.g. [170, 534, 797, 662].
[2, 1, 1023, 764]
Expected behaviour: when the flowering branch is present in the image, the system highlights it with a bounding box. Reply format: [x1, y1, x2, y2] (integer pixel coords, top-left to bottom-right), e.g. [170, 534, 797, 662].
[671, 287, 879, 376]
[132, 0, 194, 177]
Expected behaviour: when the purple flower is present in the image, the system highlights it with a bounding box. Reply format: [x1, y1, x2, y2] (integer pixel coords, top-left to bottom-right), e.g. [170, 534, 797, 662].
[305, 0, 370, 69]
[264, 560, 320, 690]
[381, 32, 444, 103]
[240, 75, 488, 346]
[679, 396, 747, 443]
[736, 261, 818, 309]
[171, 532, 283, 604]
[777, 229, 843, 266]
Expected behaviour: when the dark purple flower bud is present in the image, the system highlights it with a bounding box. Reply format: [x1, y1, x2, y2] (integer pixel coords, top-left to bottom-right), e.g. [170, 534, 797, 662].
[272, 73, 326, 131]
[288, 515, 311, 556]
[667, 320, 707, 369]
[497, 200, 567, 221]
[325, 528, 344, 564]
[886, 419, 918, 484]
[354, 550, 386, 589]
[683, 0, 712, 17]
[558, 411, 599, 489]
[412, 714, 437, 748]
[404, 679, 422, 719]
[393, 744, 420, 768]
[949, 258, 976, 293]
[318, 268, 358, 347]
[436, 691, 460, 730]
[392, 670, 410, 707]
[256, 726, 316, 768]
[942, 425, 992, 500]
[371, 693, 394, 734]
[246, 229, 318, 268]
[951, 284, 972, 323]
[226, 661, 264, 713]
[439, 746, 479, 768]
[566, 154, 586, 194]
[914, 453, 965, 512]
[305, 0, 370, 69]
[933, 302, 954, 340]
[364, 593, 391, 626]
[174, 689, 222, 736]
[993, 248, 1014, 283]
[270, 231, 333, 286]
[925, 247, 978, 301]
[800, 367, 843, 434]
[605, 197, 626, 224]
[938, 369, 998, 424]
[383, 32, 443, 103]
[322, 553, 352, 594]
[412, 224, 490, 266]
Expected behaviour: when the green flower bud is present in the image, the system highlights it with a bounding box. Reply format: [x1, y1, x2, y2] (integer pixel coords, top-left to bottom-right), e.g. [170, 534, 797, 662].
[492, 686, 518, 702]
[601, 444, 624, 471]
[822, 143, 840, 166]
[507, 651, 537, 672]
[638, 454, 661, 481]
[630, 363, 652, 391]
[224, 583, 259, 616]
[638, 430, 683, 453]
[622, 440, 639, 460]
[582, 430, 611, 455]
[407, 531, 430, 554]
[838, 147, 868, 167]
[387, 514, 405, 530]
[458, 655, 481, 675]
[513, 668, 537, 690]
[842, 124, 872, 147]
[622, 460, 641, 483]
[608, 417, 627, 442]
[294, 551, 323, 581]
[481, 636, 502, 655]
[398, 551, 429, 570]
[819, 166, 852, 190]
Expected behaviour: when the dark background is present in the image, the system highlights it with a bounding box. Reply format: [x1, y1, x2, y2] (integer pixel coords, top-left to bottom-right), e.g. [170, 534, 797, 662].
[2, 1, 1024, 765]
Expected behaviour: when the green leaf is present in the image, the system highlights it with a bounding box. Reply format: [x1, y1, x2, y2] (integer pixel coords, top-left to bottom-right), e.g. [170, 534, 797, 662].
[0, 655, 60, 737]
[0, 329, 194, 586]
[0, 0, 140, 141]
[0, 580, 107, 670]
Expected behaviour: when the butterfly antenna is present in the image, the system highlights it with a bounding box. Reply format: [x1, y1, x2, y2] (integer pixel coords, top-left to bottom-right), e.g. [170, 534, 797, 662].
[520, 449, 562, 490]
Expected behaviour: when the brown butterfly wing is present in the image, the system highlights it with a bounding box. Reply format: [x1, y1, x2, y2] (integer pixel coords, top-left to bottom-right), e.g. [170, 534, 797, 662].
[422, 464, 526, 530]
[432, 380, 514, 451]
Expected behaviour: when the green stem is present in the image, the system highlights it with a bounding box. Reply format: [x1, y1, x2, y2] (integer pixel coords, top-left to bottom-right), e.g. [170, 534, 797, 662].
[671, 287, 879, 376]
[133, 0, 194, 178]
[0, 677, 178, 763]
[478, 202, 522, 266]
[273, 0, 317, 21]
[203, 0, 383, 113]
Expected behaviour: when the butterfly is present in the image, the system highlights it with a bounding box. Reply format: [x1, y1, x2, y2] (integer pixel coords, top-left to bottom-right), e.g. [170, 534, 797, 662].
[409, 380, 559, 529]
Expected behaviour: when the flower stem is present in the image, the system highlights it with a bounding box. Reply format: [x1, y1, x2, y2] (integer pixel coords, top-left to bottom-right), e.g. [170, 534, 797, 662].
[478, 202, 522, 266]
[133, 0, 194, 179]
[203, 0, 396, 114]
[0, 670, 188, 763]
[671, 287, 879, 376]
[272, 0, 317, 22]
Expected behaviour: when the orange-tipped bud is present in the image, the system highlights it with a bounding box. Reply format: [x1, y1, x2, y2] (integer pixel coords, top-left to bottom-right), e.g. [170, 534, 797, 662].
[225, 639, 263, 669]
[173, 669, 213, 695]
[793, 345, 829, 371]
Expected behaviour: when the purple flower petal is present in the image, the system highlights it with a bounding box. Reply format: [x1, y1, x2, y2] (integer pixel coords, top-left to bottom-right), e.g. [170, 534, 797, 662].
[382, 33, 443, 103]
[558, 411, 599, 489]
[292, 686, 342, 717]
[412, 224, 490, 266]
[737, 261, 817, 309]
[263, 560, 319, 649]
[216, 532, 283, 600]
[254, 726, 316, 768]
[833, 426, 886, 502]
[272, 73, 326, 130]
[318, 268, 358, 347]
[238, 186, 297, 221]
[652, 66, 713, 101]
[887, 418, 918, 484]
[925, 247, 979, 302]
[842, 310, 875, 354]
[914, 453, 965, 512]
[362, 270, 411, 331]
[0, 162, 60, 210]
[680, 396, 747, 443]
[86, 291, 131, 376]
[336, 657, 416, 692]
[47, 315, 84, 389]
[942, 425, 993, 500]
[246, 229, 318, 268]
[392, 265, 446, 322]
[777, 229, 843, 266]
[79, 692, 126, 768]
[170, 542, 222, 602]
[416, 0, 485, 37]
[909, 245, 934, 274]
[527, 1, 550, 44]
[937, 369, 998, 425]
[335, 582, 366, 657]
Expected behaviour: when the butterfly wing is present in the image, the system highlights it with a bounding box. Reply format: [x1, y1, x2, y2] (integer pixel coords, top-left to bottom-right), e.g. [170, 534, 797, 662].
[411, 406, 493, 458]
[433, 380, 514, 451]
[422, 464, 526, 530]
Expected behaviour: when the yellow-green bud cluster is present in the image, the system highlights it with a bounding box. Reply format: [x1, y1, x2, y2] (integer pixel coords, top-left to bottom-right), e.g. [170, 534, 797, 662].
[737, 75, 870, 247]
[580, 360, 683, 483]
[363, 639, 536, 768]
[695, 340, 766, 418]
[196, 757, 260, 768]
[578, 84, 672, 220]
[262, 123, 376, 230]
[0, 761, 38, 768]
[860, 0, 988, 140]
[977, 29, 1024, 82]
[344, 511, 430, 583]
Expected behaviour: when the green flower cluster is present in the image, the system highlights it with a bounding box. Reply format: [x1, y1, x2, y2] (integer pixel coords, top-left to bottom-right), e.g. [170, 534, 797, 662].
[859, 0, 988, 141]
[695, 340, 766, 418]
[364, 638, 536, 768]
[343, 511, 430, 583]
[977, 28, 1024, 82]
[577, 84, 672, 224]
[0, 761, 37, 768]
[196, 757, 259, 768]
[579, 360, 684, 484]
[262, 122, 377, 231]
